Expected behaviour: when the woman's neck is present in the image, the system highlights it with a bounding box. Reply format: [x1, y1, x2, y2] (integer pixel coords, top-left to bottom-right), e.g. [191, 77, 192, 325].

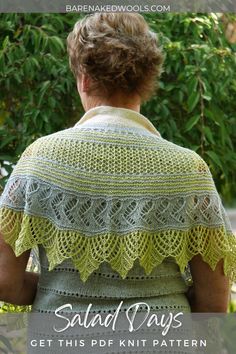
[82, 93, 141, 113]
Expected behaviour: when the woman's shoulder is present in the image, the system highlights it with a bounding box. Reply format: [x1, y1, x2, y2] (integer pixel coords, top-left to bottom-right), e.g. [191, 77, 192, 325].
[22, 127, 78, 156]
[156, 137, 210, 175]
[23, 126, 210, 176]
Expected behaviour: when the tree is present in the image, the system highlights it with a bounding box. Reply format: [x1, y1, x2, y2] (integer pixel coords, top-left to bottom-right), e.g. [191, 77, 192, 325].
[0, 13, 236, 204]
[142, 13, 236, 205]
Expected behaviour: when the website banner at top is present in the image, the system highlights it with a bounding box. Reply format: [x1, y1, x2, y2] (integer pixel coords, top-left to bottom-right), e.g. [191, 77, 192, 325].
[0, 0, 235, 13]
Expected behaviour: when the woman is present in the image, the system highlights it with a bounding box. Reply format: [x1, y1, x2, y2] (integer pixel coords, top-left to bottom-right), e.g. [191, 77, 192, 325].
[0, 13, 234, 315]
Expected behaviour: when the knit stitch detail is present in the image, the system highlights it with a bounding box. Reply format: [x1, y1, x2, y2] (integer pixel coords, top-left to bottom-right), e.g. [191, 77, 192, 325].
[0, 106, 235, 284]
[0, 177, 232, 233]
[0, 208, 235, 283]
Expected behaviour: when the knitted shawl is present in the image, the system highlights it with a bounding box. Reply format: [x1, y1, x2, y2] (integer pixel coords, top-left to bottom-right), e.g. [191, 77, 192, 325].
[0, 105, 235, 283]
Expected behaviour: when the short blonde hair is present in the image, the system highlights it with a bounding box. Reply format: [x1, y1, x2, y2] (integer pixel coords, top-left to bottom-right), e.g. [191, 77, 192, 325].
[67, 13, 164, 101]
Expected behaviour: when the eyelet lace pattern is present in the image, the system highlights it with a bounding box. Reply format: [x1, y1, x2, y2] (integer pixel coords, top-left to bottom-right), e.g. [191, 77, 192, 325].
[0, 122, 235, 284]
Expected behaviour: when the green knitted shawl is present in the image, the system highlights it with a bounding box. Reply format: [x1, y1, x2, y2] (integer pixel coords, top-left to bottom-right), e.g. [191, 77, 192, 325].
[0, 106, 235, 283]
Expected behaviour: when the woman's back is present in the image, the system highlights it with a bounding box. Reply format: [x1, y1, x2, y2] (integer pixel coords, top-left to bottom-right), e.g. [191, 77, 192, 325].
[33, 246, 190, 313]
[0, 105, 233, 314]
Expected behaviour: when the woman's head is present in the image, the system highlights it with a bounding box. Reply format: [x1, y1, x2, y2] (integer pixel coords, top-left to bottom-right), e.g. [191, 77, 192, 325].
[67, 13, 164, 107]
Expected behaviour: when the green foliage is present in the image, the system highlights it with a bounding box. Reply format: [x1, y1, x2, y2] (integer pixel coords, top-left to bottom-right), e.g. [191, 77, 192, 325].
[0, 13, 235, 206]
[0, 13, 83, 189]
[228, 299, 236, 313]
[142, 13, 236, 205]
[0, 12, 235, 314]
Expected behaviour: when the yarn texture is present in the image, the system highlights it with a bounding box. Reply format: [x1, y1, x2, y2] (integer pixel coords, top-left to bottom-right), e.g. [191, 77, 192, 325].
[0, 105, 235, 285]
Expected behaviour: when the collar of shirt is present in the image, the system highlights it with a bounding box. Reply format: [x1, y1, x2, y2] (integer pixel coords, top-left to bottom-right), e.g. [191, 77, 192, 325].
[74, 105, 161, 137]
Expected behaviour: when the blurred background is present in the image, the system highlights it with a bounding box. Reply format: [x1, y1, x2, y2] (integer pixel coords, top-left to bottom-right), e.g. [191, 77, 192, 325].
[0, 13, 236, 317]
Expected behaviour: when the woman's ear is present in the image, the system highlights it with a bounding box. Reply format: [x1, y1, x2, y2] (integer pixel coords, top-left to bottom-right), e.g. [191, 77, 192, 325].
[77, 73, 91, 93]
